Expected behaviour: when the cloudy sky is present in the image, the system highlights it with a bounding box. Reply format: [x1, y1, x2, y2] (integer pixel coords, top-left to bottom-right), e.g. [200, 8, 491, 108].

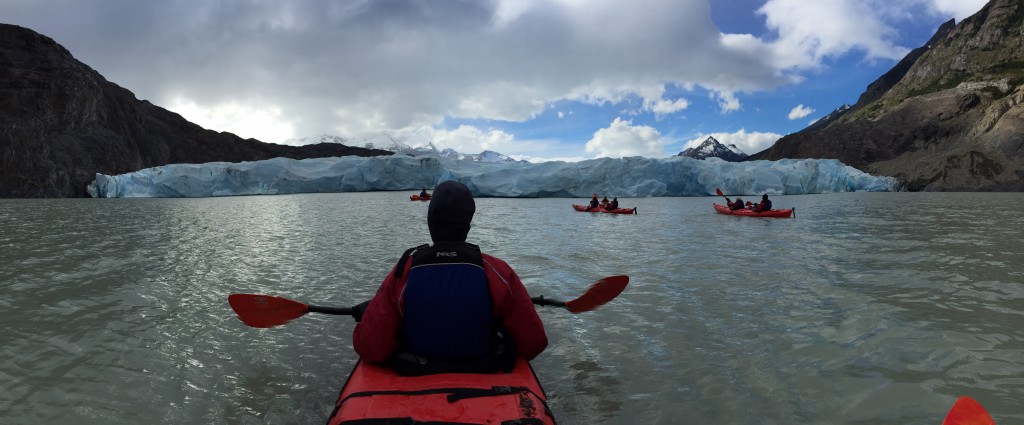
[3, 0, 988, 161]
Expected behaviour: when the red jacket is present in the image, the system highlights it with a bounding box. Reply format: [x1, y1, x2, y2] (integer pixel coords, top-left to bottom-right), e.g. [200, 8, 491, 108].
[353, 252, 548, 363]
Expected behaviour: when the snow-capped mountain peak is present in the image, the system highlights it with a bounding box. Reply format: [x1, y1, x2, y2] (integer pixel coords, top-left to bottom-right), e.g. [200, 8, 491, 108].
[678, 136, 749, 162]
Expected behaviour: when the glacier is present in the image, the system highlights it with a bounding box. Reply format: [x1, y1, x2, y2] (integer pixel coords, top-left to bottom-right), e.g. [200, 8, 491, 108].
[86, 154, 902, 198]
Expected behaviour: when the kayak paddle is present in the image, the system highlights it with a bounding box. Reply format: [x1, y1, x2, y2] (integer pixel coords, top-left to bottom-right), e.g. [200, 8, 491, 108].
[227, 294, 354, 328]
[942, 396, 995, 425]
[715, 188, 731, 204]
[228, 275, 629, 328]
[531, 275, 628, 313]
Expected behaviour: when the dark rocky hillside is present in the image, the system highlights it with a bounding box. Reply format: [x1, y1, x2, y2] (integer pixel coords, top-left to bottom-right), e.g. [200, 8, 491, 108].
[0, 24, 391, 198]
[752, 0, 1024, 191]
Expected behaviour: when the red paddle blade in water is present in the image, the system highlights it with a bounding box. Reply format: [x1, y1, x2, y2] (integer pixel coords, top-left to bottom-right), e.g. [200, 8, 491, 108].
[564, 275, 629, 313]
[228, 294, 309, 328]
[942, 396, 995, 425]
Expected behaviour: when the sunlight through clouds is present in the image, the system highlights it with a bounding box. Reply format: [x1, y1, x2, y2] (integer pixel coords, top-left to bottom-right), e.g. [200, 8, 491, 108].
[169, 99, 295, 143]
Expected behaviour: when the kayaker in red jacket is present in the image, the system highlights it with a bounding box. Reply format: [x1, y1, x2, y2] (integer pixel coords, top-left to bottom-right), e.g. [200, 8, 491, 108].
[751, 194, 773, 212]
[353, 181, 548, 373]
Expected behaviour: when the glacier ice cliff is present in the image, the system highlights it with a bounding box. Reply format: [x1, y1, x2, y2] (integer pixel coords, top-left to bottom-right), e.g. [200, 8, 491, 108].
[87, 154, 902, 198]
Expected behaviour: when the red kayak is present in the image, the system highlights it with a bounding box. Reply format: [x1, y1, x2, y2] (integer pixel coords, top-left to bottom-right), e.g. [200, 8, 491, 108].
[410, 194, 431, 201]
[713, 203, 793, 218]
[572, 204, 637, 215]
[228, 277, 631, 425]
[326, 357, 555, 425]
[943, 396, 995, 425]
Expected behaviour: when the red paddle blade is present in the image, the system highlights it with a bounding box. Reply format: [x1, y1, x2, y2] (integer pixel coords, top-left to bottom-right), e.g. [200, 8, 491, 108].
[942, 396, 995, 425]
[564, 275, 629, 313]
[228, 294, 309, 328]
[716, 188, 724, 196]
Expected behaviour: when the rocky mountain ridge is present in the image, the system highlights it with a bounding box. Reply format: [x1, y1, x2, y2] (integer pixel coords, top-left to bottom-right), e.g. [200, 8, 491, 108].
[798, 104, 851, 134]
[0, 24, 391, 198]
[753, 0, 1024, 191]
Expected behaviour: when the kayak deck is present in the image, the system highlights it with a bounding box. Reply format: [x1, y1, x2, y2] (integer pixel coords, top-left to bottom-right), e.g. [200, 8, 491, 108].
[327, 357, 555, 425]
[713, 203, 793, 218]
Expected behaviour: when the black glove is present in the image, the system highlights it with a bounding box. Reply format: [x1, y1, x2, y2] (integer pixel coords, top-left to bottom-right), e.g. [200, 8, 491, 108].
[352, 300, 371, 322]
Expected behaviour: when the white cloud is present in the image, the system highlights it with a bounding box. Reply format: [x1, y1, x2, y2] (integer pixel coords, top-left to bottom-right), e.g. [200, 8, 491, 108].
[492, 0, 536, 29]
[682, 129, 782, 155]
[2, 0, 987, 157]
[430, 125, 515, 153]
[712, 91, 742, 113]
[757, 0, 910, 69]
[788, 104, 814, 120]
[754, 0, 986, 71]
[169, 99, 295, 143]
[927, 0, 988, 21]
[585, 118, 666, 158]
[645, 97, 690, 118]
[6, 0, 790, 141]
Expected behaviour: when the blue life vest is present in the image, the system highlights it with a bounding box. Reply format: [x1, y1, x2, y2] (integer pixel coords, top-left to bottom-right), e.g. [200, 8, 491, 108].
[401, 242, 494, 359]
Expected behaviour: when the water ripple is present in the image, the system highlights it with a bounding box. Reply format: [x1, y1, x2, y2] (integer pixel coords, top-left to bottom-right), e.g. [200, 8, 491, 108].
[1, 193, 1022, 424]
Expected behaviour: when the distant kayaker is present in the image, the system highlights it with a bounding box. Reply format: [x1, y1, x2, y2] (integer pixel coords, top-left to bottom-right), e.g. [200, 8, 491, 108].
[419, 188, 430, 197]
[354, 180, 548, 375]
[589, 194, 600, 210]
[609, 197, 619, 210]
[727, 196, 745, 210]
[751, 194, 773, 212]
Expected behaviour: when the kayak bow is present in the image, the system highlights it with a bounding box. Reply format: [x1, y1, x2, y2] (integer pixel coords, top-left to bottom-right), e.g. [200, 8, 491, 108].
[942, 396, 995, 425]
[326, 357, 555, 424]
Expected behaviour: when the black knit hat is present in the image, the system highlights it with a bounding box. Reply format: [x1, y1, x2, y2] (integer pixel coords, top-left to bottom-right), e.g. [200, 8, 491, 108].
[427, 181, 475, 242]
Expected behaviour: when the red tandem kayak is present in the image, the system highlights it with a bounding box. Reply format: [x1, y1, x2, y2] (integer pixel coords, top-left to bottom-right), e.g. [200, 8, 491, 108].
[326, 357, 555, 425]
[410, 194, 431, 201]
[572, 204, 637, 215]
[713, 203, 793, 218]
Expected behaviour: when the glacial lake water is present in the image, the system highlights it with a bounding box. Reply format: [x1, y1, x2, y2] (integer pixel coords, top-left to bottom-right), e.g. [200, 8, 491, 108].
[1, 192, 1022, 424]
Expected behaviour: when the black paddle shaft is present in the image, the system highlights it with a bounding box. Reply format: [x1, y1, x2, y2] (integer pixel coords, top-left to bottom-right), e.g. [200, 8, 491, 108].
[308, 305, 355, 315]
[530, 296, 566, 308]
